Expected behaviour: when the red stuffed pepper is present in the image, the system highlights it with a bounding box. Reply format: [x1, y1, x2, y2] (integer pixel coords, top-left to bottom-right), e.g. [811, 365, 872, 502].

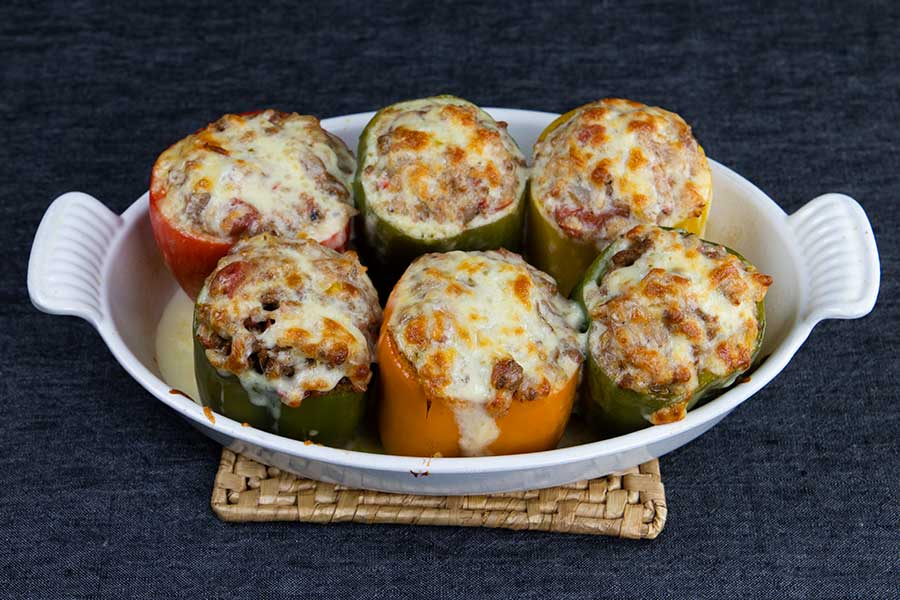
[150, 110, 357, 298]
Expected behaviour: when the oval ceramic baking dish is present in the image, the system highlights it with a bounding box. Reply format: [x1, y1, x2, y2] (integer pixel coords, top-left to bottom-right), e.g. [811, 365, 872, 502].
[27, 108, 880, 495]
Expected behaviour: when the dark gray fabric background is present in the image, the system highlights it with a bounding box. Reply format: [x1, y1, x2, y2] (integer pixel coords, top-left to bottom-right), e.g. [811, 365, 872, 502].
[2, 1, 898, 598]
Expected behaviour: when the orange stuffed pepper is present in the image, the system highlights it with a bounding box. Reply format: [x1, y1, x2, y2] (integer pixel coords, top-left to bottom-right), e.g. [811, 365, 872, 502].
[377, 249, 585, 457]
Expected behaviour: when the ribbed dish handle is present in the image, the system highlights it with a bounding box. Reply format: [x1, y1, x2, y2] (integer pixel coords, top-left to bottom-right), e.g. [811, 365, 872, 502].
[788, 193, 880, 325]
[28, 192, 123, 329]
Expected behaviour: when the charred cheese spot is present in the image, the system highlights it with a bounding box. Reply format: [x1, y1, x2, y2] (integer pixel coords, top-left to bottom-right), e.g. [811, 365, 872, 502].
[389, 127, 431, 151]
[577, 124, 608, 145]
[152, 110, 357, 244]
[387, 250, 585, 455]
[469, 126, 501, 154]
[532, 98, 712, 247]
[402, 315, 428, 346]
[420, 349, 455, 400]
[446, 146, 465, 164]
[626, 119, 655, 134]
[441, 103, 477, 126]
[590, 160, 613, 187]
[512, 274, 531, 306]
[446, 281, 468, 296]
[359, 96, 527, 240]
[195, 234, 382, 407]
[627, 147, 648, 171]
[582, 226, 771, 401]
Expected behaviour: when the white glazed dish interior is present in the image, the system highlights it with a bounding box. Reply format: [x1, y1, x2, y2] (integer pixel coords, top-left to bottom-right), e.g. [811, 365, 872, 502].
[28, 108, 880, 494]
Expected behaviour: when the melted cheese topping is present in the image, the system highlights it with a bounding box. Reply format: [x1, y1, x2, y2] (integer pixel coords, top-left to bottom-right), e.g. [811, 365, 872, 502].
[152, 110, 357, 244]
[359, 96, 527, 240]
[582, 226, 771, 413]
[195, 234, 382, 407]
[532, 98, 711, 247]
[388, 250, 584, 455]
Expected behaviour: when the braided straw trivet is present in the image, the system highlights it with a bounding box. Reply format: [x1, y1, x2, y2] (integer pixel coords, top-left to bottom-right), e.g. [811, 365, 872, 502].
[211, 449, 667, 538]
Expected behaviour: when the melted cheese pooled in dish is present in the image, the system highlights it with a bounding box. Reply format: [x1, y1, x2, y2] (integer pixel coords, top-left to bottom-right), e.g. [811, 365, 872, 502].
[152, 110, 357, 244]
[359, 97, 527, 240]
[195, 234, 382, 407]
[582, 226, 772, 418]
[532, 98, 711, 247]
[388, 250, 585, 455]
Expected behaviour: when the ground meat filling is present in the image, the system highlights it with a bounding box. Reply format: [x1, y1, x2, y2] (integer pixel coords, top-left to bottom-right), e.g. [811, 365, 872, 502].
[582, 226, 772, 414]
[532, 98, 712, 248]
[360, 97, 528, 240]
[152, 110, 357, 245]
[491, 358, 524, 393]
[195, 234, 382, 407]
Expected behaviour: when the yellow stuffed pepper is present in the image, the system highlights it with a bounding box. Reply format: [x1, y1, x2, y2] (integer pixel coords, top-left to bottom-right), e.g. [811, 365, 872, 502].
[527, 98, 712, 294]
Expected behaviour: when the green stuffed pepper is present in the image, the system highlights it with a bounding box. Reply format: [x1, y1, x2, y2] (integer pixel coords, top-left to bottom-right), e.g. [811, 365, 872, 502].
[354, 95, 528, 286]
[193, 233, 382, 446]
[571, 225, 772, 436]
[528, 98, 713, 295]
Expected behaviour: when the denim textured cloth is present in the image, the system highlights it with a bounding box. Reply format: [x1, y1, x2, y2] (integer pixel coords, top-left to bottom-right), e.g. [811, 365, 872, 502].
[2, 1, 898, 598]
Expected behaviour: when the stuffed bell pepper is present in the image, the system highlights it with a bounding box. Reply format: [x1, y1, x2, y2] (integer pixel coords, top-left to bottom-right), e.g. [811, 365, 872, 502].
[193, 233, 382, 446]
[150, 110, 357, 298]
[377, 249, 584, 457]
[528, 98, 712, 294]
[572, 225, 772, 435]
[355, 95, 528, 283]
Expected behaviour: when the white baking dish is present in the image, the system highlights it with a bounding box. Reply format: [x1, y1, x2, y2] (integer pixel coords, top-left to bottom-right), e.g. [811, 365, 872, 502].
[27, 108, 880, 494]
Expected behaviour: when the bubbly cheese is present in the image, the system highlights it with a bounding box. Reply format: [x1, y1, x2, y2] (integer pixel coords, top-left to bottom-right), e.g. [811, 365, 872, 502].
[532, 98, 711, 247]
[582, 226, 772, 417]
[359, 96, 527, 240]
[195, 234, 382, 408]
[388, 250, 585, 455]
[152, 110, 357, 244]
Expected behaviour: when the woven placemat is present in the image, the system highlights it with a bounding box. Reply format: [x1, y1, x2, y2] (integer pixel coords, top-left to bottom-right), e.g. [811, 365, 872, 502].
[211, 449, 667, 538]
